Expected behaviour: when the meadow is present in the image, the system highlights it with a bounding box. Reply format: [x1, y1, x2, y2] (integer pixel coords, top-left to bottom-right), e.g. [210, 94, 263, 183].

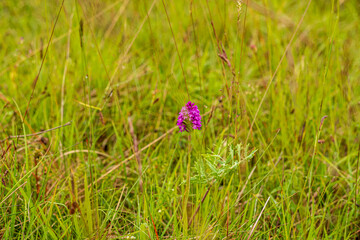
[0, 0, 359, 239]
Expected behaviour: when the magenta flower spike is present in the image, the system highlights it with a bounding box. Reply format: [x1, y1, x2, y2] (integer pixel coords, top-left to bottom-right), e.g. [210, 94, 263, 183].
[177, 101, 202, 132]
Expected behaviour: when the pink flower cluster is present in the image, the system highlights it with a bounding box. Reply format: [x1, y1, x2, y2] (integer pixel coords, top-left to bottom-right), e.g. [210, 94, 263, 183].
[177, 101, 202, 132]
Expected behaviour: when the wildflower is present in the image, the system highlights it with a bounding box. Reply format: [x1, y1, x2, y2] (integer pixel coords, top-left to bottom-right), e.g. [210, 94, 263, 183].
[177, 101, 202, 132]
[237, 1, 242, 13]
[237, 1, 242, 21]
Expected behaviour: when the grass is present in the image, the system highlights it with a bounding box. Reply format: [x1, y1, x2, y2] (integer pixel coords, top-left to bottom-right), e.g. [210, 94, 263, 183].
[0, 0, 359, 239]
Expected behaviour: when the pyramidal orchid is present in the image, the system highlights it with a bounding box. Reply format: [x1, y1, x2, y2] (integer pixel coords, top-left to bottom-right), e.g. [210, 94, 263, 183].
[177, 101, 202, 132]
